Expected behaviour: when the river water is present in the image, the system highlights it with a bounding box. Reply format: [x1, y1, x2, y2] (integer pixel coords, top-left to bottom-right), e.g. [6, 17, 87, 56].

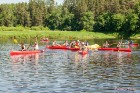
[0, 39, 140, 93]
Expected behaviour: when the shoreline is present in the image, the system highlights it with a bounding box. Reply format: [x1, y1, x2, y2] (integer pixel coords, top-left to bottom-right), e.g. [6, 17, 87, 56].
[0, 30, 140, 40]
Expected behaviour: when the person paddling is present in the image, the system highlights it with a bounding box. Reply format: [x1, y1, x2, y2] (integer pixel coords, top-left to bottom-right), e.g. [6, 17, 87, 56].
[117, 42, 121, 48]
[103, 41, 109, 48]
[63, 41, 69, 46]
[129, 40, 133, 45]
[18, 43, 26, 51]
[33, 37, 39, 50]
[33, 42, 39, 50]
[80, 42, 87, 51]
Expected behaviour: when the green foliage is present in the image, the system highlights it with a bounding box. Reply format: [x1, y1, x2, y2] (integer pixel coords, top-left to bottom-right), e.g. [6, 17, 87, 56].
[80, 12, 95, 31]
[31, 26, 50, 31]
[94, 13, 112, 32]
[80, 29, 87, 32]
[119, 13, 139, 38]
[0, 0, 140, 38]
[0, 26, 25, 31]
[60, 7, 74, 31]
[45, 11, 62, 30]
[111, 13, 125, 32]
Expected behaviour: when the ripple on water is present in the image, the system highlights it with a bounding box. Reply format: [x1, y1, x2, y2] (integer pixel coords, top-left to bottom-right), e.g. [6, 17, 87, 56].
[0, 43, 140, 93]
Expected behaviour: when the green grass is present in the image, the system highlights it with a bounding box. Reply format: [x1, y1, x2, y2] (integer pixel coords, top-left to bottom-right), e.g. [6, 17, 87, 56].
[0, 26, 139, 40]
[0, 30, 116, 40]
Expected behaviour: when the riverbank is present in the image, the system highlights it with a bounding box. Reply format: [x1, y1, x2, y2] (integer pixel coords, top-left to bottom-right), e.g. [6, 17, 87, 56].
[0, 30, 140, 40]
[0, 30, 116, 40]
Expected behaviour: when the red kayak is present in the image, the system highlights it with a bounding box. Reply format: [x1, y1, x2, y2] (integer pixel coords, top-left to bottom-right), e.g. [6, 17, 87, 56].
[40, 39, 49, 42]
[10, 50, 44, 55]
[79, 51, 88, 55]
[98, 48, 131, 52]
[122, 43, 139, 46]
[46, 45, 68, 49]
[68, 47, 80, 51]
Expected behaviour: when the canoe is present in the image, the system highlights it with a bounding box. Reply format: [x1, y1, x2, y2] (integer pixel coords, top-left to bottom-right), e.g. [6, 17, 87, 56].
[10, 50, 44, 55]
[98, 48, 131, 52]
[46, 45, 68, 49]
[79, 51, 88, 55]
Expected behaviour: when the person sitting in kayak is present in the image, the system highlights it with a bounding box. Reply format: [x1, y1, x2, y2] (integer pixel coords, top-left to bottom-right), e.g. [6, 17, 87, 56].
[129, 40, 133, 45]
[52, 40, 60, 46]
[117, 42, 121, 48]
[103, 41, 109, 48]
[33, 42, 39, 50]
[80, 42, 87, 51]
[70, 41, 76, 48]
[85, 41, 89, 46]
[63, 41, 69, 46]
[18, 43, 26, 51]
[75, 40, 80, 47]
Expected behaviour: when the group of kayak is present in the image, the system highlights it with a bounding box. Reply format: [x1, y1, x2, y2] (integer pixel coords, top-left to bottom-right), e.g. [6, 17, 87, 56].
[10, 39, 139, 55]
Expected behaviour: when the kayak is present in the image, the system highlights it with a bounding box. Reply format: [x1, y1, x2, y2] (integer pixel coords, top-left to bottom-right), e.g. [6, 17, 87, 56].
[46, 45, 68, 49]
[79, 51, 88, 55]
[40, 39, 49, 42]
[10, 50, 44, 55]
[122, 43, 139, 46]
[67, 47, 80, 51]
[98, 48, 131, 52]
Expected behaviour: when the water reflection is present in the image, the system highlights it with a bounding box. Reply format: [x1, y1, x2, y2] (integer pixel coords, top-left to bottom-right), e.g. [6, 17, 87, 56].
[73, 52, 89, 74]
[11, 54, 40, 64]
[10, 53, 44, 73]
[89, 51, 133, 67]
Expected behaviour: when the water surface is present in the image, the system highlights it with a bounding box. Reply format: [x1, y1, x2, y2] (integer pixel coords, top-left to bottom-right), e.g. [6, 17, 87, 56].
[0, 39, 140, 93]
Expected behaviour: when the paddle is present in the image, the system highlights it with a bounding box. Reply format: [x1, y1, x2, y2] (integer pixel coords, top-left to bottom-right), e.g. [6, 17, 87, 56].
[26, 35, 31, 50]
[13, 36, 18, 44]
[120, 35, 123, 46]
[118, 35, 123, 52]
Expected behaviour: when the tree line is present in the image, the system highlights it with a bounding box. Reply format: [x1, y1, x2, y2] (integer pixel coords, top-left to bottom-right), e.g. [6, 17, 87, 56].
[0, 0, 140, 38]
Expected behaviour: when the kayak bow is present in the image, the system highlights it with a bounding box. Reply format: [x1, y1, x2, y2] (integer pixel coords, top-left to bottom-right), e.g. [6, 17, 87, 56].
[10, 50, 44, 55]
[79, 50, 88, 55]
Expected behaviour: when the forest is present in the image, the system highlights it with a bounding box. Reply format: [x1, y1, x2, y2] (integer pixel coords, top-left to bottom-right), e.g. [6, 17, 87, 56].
[0, 0, 140, 38]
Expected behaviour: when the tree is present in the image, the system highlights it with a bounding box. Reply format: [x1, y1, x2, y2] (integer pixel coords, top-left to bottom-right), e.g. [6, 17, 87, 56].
[120, 13, 139, 38]
[79, 12, 94, 31]
[111, 13, 125, 32]
[0, 4, 15, 26]
[14, 2, 31, 27]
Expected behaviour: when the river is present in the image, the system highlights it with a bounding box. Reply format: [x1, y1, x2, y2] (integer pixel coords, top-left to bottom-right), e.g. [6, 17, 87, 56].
[0, 39, 140, 93]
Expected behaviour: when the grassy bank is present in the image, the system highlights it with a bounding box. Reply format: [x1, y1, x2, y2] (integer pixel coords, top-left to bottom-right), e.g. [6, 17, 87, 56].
[0, 30, 116, 40]
[0, 29, 140, 41]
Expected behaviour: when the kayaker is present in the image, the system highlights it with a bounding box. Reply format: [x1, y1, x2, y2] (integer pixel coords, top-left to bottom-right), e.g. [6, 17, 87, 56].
[18, 43, 26, 51]
[117, 42, 121, 48]
[52, 40, 60, 46]
[70, 41, 76, 48]
[75, 40, 80, 47]
[63, 41, 69, 46]
[129, 40, 133, 44]
[33, 42, 39, 50]
[80, 42, 87, 51]
[85, 41, 89, 46]
[103, 41, 109, 48]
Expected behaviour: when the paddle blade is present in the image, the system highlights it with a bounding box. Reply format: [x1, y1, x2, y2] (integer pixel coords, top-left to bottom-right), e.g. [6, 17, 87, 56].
[14, 39, 18, 44]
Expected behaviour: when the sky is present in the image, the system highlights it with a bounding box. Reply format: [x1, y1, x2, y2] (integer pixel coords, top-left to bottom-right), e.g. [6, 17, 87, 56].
[0, 0, 64, 4]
